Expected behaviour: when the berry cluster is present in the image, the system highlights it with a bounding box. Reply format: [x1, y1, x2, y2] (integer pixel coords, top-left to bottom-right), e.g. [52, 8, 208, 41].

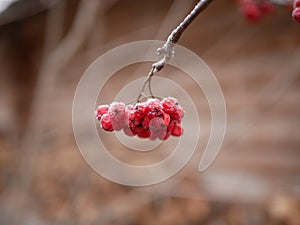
[95, 97, 184, 141]
[293, 0, 300, 23]
[238, 0, 275, 22]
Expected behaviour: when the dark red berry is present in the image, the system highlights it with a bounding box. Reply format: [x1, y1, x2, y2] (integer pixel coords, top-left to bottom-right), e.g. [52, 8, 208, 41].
[260, 1, 275, 14]
[142, 115, 151, 129]
[134, 102, 147, 119]
[292, 7, 300, 23]
[95, 104, 109, 121]
[171, 105, 184, 121]
[162, 113, 171, 126]
[127, 110, 142, 128]
[171, 123, 184, 136]
[240, 0, 263, 22]
[137, 129, 151, 138]
[100, 113, 113, 132]
[294, 0, 300, 8]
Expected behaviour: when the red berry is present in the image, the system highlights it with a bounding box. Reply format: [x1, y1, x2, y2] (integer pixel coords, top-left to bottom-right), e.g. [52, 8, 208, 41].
[171, 105, 184, 121]
[95, 104, 109, 121]
[134, 102, 147, 119]
[292, 7, 300, 23]
[167, 120, 181, 133]
[161, 97, 178, 115]
[100, 113, 113, 132]
[240, 0, 263, 22]
[137, 129, 151, 138]
[127, 109, 142, 128]
[142, 115, 151, 129]
[260, 1, 275, 14]
[146, 98, 164, 117]
[162, 113, 171, 126]
[132, 126, 144, 134]
[171, 123, 184, 137]
[97, 98, 184, 140]
[294, 0, 300, 8]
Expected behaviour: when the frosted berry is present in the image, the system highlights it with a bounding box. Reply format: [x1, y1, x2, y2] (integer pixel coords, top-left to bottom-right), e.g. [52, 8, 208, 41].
[161, 97, 178, 115]
[146, 98, 164, 117]
[100, 113, 113, 132]
[127, 109, 142, 128]
[149, 117, 168, 140]
[134, 102, 147, 119]
[123, 126, 136, 137]
[292, 7, 300, 23]
[108, 102, 127, 131]
[95, 104, 109, 121]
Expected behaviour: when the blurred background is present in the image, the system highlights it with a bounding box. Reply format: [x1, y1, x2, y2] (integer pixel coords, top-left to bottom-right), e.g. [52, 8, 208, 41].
[0, 0, 300, 224]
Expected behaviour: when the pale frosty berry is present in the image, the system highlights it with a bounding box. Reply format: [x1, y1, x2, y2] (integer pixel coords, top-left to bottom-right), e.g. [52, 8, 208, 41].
[95, 104, 109, 121]
[123, 126, 136, 137]
[100, 113, 113, 132]
[163, 130, 171, 140]
[108, 102, 127, 131]
[292, 7, 300, 23]
[149, 117, 168, 140]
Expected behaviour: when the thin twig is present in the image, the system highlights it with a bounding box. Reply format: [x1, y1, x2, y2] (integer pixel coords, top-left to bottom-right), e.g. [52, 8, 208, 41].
[137, 67, 155, 102]
[136, 0, 214, 102]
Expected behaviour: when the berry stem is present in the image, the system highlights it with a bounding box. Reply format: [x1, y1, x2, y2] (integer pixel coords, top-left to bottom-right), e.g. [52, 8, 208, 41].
[137, 0, 214, 102]
[137, 67, 155, 102]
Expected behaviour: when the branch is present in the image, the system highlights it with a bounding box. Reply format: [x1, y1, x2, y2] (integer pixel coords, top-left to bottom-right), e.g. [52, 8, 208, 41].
[137, 0, 214, 102]
[153, 0, 214, 72]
